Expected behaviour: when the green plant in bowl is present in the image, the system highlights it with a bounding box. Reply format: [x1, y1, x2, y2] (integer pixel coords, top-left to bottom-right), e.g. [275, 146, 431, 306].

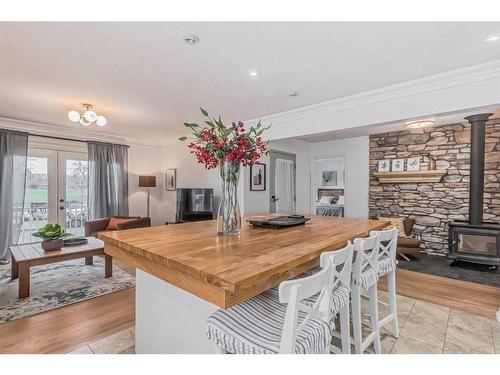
[33, 224, 71, 251]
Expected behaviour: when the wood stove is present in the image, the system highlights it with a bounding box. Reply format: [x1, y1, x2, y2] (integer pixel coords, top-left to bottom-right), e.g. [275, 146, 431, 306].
[448, 113, 500, 266]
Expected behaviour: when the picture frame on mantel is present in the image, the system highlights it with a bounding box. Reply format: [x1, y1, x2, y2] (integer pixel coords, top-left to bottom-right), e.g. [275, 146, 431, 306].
[250, 163, 266, 191]
[378, 159, 390, 172]
[407, 157, 421, 171]
[392, 159, 404, 172]
[165, 169, 176, 191]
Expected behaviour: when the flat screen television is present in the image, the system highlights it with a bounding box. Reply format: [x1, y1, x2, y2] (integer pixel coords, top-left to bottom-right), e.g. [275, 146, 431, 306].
[175, 188, 214, 222]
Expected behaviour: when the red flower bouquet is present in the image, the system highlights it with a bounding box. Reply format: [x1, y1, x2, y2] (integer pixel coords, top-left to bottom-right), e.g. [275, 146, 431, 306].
[180, 108, 270, 235]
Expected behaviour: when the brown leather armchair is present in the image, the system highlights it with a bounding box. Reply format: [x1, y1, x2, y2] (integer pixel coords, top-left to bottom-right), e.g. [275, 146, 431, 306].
[397, 218, 422, 261]
[85, 216, 151, 238]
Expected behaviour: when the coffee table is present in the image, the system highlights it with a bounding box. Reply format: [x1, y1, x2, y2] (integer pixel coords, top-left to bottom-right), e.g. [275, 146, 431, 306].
[9, 237, 112, 298]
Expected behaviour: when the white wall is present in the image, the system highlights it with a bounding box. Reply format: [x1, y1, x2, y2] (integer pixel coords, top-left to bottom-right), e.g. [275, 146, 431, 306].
[242, 138, 311, 216]
[127, 144, 164, 225]
[310, 137, 369, 219]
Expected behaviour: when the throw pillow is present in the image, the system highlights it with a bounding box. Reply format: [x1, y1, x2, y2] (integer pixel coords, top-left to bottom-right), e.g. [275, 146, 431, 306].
[318, 196, 333, 205]
[106, 217, 135, 230]
[378, 216, 408, 237]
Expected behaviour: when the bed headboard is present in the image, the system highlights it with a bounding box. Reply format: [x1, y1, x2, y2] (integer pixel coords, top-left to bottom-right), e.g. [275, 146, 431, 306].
[318, 188, 344, 200]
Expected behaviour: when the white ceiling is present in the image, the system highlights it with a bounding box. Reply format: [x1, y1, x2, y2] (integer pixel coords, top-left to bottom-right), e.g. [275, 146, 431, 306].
[1, 22, 500, 146]
[298, 106, 500, 143]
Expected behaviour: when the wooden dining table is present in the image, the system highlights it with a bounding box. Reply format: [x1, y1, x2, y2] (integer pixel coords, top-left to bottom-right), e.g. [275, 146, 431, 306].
[99, 215, 387, 353]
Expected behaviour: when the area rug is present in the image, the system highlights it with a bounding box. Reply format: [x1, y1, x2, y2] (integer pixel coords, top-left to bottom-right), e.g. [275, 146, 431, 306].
[0, 257, 135, 323]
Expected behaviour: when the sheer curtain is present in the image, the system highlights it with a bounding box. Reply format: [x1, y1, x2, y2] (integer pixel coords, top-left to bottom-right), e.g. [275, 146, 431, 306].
[88, 142, 129, 219]
[275, 158, 295, 214]
[0, 130, 28, 261]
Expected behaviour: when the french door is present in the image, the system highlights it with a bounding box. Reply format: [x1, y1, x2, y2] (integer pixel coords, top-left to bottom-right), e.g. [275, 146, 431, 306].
[19, 149, 88, 244]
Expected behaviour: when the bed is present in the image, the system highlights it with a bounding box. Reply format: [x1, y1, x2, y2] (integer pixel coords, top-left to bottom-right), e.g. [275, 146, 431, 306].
[315, 188, 344, 217]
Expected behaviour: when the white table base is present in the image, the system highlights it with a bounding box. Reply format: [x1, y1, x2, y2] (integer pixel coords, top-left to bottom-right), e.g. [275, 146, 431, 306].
[135, 269, 220, 354]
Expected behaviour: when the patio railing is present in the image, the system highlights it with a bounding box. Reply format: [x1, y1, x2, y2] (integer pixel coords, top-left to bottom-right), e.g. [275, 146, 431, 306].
[18, 201, 87, 244]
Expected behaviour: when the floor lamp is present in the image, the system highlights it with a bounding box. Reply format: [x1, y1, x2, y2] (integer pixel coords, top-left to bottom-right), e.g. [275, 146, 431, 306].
[139, 175, 156, 217]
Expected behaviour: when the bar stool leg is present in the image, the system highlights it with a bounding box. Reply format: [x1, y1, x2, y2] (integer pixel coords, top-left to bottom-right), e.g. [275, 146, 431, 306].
[339, 303, 351, 354]
[368, 284, 382, 354]
[387, 270, 399, 337]
[351, 284, 363, 354]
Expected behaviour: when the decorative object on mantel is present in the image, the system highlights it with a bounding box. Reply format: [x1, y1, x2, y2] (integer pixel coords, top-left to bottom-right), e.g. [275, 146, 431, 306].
[179, 108, 270, 235]
[373, 170, 446, 183]
[406, 157, 420, 171]
[165, 169, 176, 191]
[32, 224, 71, 251]
[67, 104, 107, 127]
[139, 175, 156, 217]
[427, 153, 437, 170]
[391, 159, 404, 171]
[378, 159, 390, 172]
[250, 163, 266, 191]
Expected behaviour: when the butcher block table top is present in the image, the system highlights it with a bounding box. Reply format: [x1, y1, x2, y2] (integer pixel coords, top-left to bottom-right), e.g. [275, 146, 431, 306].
[99, 216, 387, 308]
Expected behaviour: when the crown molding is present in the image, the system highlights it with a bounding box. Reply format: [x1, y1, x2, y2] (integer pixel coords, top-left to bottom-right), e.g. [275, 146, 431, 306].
[245, 60, 500, 129]
[0, 116, 164, 148]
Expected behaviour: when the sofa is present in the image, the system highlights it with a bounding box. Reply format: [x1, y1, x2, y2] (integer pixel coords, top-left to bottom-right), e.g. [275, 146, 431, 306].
[85, 216, 151, 238]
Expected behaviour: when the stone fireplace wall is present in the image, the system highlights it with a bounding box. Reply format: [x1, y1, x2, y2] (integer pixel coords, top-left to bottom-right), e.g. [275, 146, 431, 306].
[369, 118, 500, 254]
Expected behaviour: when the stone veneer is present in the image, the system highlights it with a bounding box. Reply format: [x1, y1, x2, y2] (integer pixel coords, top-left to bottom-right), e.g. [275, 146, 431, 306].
[369, 118, 500, 254]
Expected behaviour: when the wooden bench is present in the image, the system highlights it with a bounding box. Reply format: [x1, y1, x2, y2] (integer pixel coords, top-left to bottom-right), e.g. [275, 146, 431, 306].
[9, 237, 112, 299]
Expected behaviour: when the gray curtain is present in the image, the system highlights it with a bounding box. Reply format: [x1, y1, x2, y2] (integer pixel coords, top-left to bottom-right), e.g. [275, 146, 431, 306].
[0, 130, 28, 260]
[88, 142, 129, 219]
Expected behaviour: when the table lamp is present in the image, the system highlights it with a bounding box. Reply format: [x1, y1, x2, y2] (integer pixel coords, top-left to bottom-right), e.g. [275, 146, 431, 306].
[139, 176, 156, 217]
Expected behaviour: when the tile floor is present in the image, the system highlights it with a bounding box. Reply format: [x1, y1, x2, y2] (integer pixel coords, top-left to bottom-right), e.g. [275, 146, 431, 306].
[67, 291, 500, 354]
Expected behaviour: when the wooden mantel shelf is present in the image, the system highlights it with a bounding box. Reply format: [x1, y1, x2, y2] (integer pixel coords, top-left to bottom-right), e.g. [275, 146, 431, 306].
[373, 170, 446, 183]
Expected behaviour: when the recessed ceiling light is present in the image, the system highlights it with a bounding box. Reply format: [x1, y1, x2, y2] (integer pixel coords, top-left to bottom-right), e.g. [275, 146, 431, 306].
[183, 34, 200, 45]
[404, 119, 435, 129]
[289, 92, 299, 97]
[248, 69, 261, 78]
[484, 33, 500, 43]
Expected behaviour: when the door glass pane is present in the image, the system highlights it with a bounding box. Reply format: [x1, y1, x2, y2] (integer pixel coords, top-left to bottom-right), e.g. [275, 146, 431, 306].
[20, 157, 48, 244]
[65, 159, 88, 236]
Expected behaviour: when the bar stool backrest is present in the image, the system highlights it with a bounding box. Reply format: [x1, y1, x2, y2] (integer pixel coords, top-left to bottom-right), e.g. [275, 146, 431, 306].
[278, 260, 334, 353]
[352, 235, 380, 286]
[369, 228, 398, 261]
[319, 241, 354, 291]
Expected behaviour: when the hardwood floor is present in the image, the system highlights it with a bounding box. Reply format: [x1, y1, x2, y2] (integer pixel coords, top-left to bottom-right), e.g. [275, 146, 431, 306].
[0, 263, 497, 353]
[379, 268, 500, 320]
[0, 288, 135, 354]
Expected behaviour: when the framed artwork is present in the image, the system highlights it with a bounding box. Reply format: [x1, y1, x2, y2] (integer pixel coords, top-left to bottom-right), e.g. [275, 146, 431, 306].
[407, 157, 421, 171]
[378, 160, 390, 172]
[165, 169, 176, 191]
[392, 159, 404, 172]
[322, 170, 338, 186]
[250, 163, 266, 191]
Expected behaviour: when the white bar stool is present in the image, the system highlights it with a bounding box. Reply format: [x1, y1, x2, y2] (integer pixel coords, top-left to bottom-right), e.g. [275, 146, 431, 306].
[303, 242, 354, 354]
[206, 259, 335, 354]
[370, 228, 399, 338]
[351, 235, 382, 354]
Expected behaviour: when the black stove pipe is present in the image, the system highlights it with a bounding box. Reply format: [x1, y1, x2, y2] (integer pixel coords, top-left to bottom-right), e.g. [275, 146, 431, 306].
[464, 113, 492, 225]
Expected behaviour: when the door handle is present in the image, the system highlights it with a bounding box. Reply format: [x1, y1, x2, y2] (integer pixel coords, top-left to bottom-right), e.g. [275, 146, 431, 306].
[271, 196, 279, 202]
[59, 198, 64, 203]
[59, 206, 65, 210]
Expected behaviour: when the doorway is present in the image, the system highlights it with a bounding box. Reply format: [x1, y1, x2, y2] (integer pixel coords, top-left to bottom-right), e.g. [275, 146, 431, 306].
[19, 149, 88, 244]
[269, 150, 296, 214]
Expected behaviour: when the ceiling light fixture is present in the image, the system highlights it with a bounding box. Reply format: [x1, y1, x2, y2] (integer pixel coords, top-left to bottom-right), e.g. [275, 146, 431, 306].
[248, 69, 261, 78]
[404, 118, 435, 129]
[484, 33, 500, 43]
[67, 104, 107, 127]
[289, 92, 299, 97]
[183, 34, 200, 45]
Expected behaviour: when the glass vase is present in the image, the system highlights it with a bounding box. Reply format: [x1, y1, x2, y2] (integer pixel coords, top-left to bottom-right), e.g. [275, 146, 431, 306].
[217, 161, 241, 236]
